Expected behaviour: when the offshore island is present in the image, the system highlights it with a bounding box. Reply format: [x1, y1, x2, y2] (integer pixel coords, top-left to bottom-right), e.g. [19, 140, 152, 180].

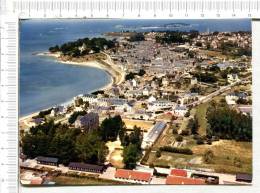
[20, 28, 252, 185]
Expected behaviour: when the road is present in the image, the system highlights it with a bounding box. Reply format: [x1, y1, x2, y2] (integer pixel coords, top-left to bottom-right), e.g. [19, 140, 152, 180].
[188, 75, 251, 107]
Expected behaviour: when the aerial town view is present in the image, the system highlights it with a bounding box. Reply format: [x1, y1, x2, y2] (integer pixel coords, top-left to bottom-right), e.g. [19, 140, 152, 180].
[19, 19, 252, 185]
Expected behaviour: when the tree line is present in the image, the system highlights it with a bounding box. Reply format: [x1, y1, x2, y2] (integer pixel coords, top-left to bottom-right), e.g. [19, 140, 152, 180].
[21, 115, 143, 169]
[49, 37, 116, 57]
[206, 102, 252, 141]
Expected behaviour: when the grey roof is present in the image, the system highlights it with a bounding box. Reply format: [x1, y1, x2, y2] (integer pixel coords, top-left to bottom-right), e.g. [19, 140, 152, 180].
[78, 112, 99, 125]
[36, 156, 58, 163]
[145, 122, 166, 143]
[175, 105, 187, 111]
[236, 173, 252, 182]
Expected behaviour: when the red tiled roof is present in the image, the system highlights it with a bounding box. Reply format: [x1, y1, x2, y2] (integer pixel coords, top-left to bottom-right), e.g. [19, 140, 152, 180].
[170, 169, 187, 177]
[166, 176, 206, 185]
[115, 169, 152, 182]
[30, 178, 43, 185]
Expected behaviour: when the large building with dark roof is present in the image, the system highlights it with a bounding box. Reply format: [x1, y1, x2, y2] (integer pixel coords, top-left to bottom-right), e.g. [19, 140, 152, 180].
[68, 162, 105, 173]
[36, 156, 59, 166]
[74, 112, 99, 132]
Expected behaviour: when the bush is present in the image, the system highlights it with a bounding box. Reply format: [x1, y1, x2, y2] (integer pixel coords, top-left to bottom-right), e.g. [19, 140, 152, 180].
[180, 129, 190, 136]
[203, 149, 214, 164]
[159, 146, 193, 155]
[196, 138, 204, 145]
[172, 128, 178, 134]
[206, 139, 212, 145]
[155, 150, 161, 158]
[175, 135, 183, 142]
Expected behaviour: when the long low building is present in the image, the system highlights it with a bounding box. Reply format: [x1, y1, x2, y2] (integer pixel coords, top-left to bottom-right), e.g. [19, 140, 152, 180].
[36, 156, 58, 166]
[68, 162, 105, 173]
[142, 121, 166, 149]
[115, 169, 152, 184]
[166, 176, 206, 185]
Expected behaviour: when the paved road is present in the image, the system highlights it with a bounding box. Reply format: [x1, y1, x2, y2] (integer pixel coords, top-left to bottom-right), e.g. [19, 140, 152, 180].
[188, 76, 251, 107]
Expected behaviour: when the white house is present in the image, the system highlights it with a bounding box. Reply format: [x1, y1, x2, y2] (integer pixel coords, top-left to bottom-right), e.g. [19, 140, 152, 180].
[173, 105, 188, 117]
[148, 96, 156, 103]
[131, 79, 137, 87]
[82, 94, 98, 104]
[162, 77, 169, 86]
[190, 77, 198, 85]
[143, 87, 151, 96]
[148, 100, 175, 111]
[50, 105, 67, 117]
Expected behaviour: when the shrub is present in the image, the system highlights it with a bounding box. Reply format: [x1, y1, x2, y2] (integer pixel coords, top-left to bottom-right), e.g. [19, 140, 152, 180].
[203, 149, 214, 164]
[196, 138, 204, 145]
[175, 135, 183, 142]
[180, 129, 190, 136]
[172, 128, 178, 134]
[155, 150, 162, 158]
[159, 146, 193, 155]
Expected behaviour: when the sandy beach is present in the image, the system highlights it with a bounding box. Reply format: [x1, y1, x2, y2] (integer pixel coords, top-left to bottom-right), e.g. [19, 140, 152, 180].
[37, 51, 125, 87]
[19, 52, 125, 126]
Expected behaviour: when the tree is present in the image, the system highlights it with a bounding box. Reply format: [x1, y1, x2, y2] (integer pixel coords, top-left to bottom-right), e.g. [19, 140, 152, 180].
[128, 33, 145, 42]
[155, 150, 161, 158]
[49, 133, 76, 165]
[123, 144, 140, 169]
[203, 149, 214, 164]
[68, 111, 87, 124]
[187, 117, 199, 135]
[100, 115, 125, 141]
[75, 131, 108, 165]
[128, 126, 143, 149]
[206, 102, 252, 141]
[49, 45, 60, 52]
[138, 69, 146, 76]
[175, 135, 183, 142]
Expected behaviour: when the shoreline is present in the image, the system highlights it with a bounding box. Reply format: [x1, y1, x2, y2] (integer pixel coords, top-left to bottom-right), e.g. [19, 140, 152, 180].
[19, 52, 125, 123]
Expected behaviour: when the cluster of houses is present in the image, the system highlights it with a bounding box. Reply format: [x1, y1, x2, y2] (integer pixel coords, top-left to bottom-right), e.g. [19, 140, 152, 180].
[192, 31, 251, 50]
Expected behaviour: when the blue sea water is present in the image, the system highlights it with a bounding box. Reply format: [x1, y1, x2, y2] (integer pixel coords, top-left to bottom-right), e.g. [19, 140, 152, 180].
[20, 19, 251, 116]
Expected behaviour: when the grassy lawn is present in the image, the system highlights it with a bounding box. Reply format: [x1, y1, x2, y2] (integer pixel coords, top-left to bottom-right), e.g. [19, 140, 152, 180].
[123, 119, 154, 132]
[51, 175, 124, 185]
[194, 102, 209, 136]
[147, 139, 252, 174]
[192, 140, 252, 174]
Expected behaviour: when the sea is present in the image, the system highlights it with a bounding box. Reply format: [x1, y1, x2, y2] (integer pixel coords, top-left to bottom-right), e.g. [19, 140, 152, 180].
[20, 19, 251, 116]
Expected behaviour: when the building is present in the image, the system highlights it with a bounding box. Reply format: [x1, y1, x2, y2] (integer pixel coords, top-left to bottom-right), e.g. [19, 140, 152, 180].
[29, 118, 45, 127]
[190, 77, 198, 85]
[82, 94, 98, 104]
[50, 105, 67, 117]
[36, 156, 58, 166]
[68, 162, 105, 173]
[165, 176, 205, 185]
[115, 169, 152, 184]
[237, 105, 252, 116]
[173, 105, 188, 117]
[170, 169, 188, 177]
[142, 121, 166, 148]
[227, 74, 239, 84]
[148, 95, 156, 103]
[75, 112, 99, 132]
[148, 100, 175, 111]
[236, 173, 252, 183]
